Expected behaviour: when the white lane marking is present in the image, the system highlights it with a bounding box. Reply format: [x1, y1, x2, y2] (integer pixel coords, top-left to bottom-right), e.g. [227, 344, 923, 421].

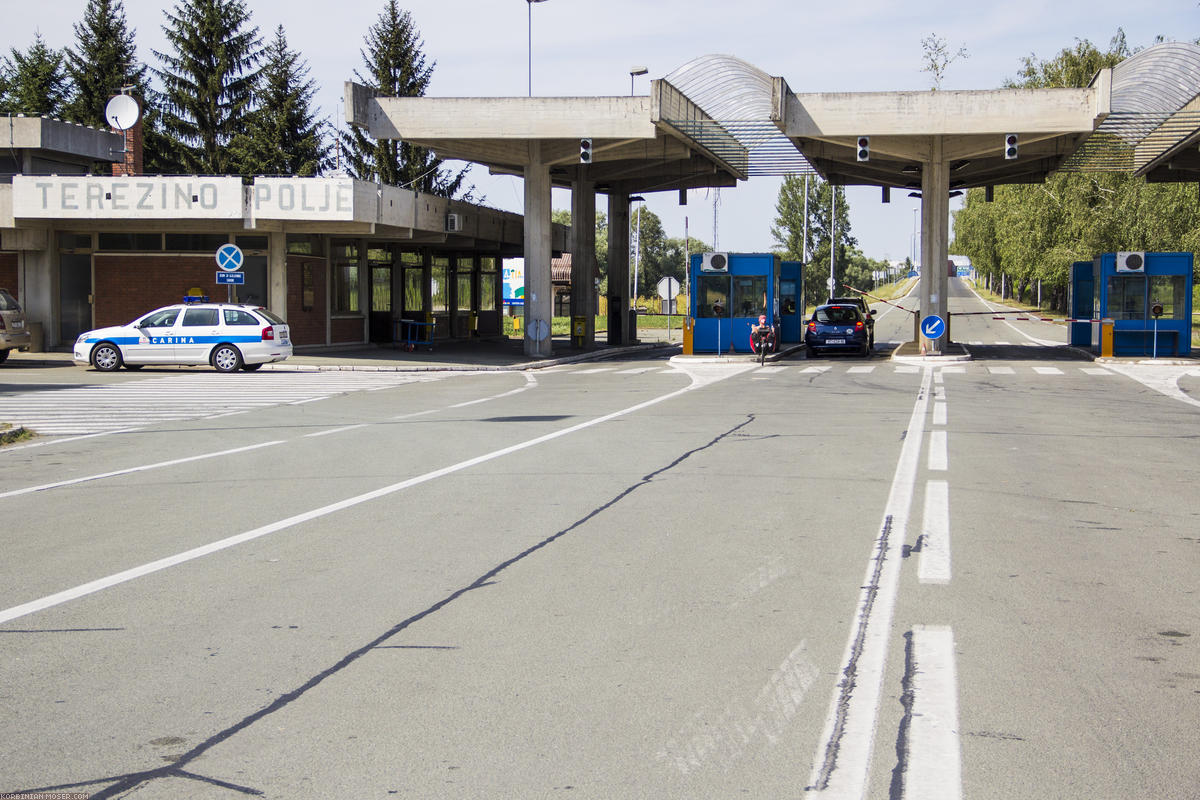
[968, 341, 983, 346]
[1105, 364, 1200, 410]
[847, 366, 876, 374]
[288, 396, 326, 405]
[927, 430, 948, 471]
[0, 367, 744, 626]
[615, 366, 662, 374]
[918, 481, 951, 584]
[933, 371, 944, 384]
[1081, 367, 1113, 375]
[987, 366, 1015, 375]
[304, 424, 367, 438]
[902, 625, 963, 800]
[574, 367, 615, 374]
[448, 377, 536, 408]
[932, 402, 947, 427]
[808, 367, 932, 797]
[932, 385, 946, 401]
[0, 441, 283, 500]
[1033, 366, 1063, 375]
[994, 341, 1012, 345]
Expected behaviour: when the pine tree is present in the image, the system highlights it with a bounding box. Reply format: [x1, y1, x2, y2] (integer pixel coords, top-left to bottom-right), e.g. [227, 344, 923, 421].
[151, 0, 262, 174]
[1, 33, 70, 117]
[229, 26, 330, 177]
[343, 1, 469, 197]
[64, 0, 145, 127]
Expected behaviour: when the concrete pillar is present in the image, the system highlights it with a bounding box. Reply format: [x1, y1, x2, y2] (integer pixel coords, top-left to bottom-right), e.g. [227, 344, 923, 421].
[570, 176, 596, 347]
[358, 238, 369, 343]
[607, 192, 632, 345]
[920, 137, 950, 352]
[20, 236, 58, 348]
[268, 231, 288, 319]
[523, 143, 553, 358]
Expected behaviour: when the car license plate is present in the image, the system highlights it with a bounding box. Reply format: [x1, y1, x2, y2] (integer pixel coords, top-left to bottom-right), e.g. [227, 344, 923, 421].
[826, 338, 845, 344]
[12, 320, 23, 329]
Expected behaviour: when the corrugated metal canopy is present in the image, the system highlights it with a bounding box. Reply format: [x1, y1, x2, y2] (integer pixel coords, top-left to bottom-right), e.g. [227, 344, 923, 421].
[663, 54, 815, 176]
[1060, 41, 1200, 176]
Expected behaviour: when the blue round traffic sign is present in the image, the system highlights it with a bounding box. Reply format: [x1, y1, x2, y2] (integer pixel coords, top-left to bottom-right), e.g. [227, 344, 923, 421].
[921, 314, 946, 339]
[215, 243, 244, 272]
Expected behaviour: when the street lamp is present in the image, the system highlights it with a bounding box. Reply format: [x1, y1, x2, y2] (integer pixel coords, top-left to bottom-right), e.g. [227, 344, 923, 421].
[629, 196, 645, 303]
[629, 66, 648, 96]
[527, 0, 549, 97]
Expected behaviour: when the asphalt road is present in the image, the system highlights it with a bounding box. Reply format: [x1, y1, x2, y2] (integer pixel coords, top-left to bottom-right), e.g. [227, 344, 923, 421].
[2, 279, 1198, 799]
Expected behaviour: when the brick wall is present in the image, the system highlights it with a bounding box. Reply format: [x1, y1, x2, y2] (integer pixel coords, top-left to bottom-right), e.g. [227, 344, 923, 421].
[0, 252, 17, 295]
[286, 255, 327, 346]
[95, 254, 217, 328]
[331, 316, 363, 344]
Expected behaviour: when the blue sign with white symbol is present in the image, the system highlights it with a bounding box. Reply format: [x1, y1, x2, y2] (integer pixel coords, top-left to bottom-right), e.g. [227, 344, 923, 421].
[215, 243, 244, 272]
[921, 314, 946, 339]
[216, 271, 245, 284]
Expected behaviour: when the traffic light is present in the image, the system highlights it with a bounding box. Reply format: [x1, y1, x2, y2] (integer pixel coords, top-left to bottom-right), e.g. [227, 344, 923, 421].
[1004, 133, 1018, 160]
[580, 138, 593, 164]
[856, 136, 870, 162]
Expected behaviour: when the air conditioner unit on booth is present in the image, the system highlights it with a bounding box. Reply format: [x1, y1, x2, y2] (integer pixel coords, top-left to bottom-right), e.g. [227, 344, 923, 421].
[445, 213, 462, 233]
[701, 252, 729, 272]
[1116, 251, 1145, 272]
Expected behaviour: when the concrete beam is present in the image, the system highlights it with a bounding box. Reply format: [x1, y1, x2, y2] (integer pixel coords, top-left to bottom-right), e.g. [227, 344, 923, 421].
[347, 83, 656, 143]
[783, 88, 1103, 138]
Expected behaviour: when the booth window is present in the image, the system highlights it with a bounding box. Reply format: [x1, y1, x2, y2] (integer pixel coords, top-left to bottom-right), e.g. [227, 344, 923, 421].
[697, 274, 730, 318]
[332, 242, 359, 314]
[733, 275, 768, 318]
[479, 257, 498, 312]
[456, 256, 474, 311]
[1106, 275, 1145, 320]
[1150, 275, 1186, 319]
[431, 256, 450, 312]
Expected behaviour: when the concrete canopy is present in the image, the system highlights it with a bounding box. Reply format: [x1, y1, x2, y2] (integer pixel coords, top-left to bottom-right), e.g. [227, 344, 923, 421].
[775, 77, 1110, 190]
[345, 81, 746, 195]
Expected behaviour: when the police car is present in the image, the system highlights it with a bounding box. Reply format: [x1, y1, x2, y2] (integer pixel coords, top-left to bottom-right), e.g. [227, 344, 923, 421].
[74, 298, 292, 372]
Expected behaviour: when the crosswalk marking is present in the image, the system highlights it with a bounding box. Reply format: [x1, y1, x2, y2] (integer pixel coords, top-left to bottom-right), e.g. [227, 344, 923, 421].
[0, 372, 455, 436]
[800, 366, 832, 373]
[1081, 367, 1113, 375]
[846, 365, 876, 374]
[987, 366, 1015, 374]
[1033, 366, 1064, 375]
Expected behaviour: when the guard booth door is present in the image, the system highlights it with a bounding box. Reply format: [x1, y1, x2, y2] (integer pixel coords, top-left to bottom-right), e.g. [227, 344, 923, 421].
[369, 263, 392, 343]
[779, 261, 803, 343]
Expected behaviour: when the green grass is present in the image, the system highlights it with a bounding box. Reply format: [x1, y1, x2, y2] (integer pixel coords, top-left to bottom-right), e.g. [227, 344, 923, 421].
[0, 423, 32, 447]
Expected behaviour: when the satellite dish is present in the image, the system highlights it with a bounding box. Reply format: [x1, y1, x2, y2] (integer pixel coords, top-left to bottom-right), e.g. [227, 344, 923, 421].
[104, 94, 141, 131]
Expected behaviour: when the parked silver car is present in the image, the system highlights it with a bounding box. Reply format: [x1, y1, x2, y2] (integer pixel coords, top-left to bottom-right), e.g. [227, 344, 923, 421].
[0, 289, 32, 364]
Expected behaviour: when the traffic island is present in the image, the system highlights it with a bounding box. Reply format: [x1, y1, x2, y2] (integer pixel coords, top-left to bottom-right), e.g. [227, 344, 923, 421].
[891, 339, 972, 363]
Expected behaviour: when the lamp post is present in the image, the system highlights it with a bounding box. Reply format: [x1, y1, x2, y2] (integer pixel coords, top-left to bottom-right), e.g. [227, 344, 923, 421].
[629, 195, 645, 303]
[527, 0, 549, 97]
[629, 66, 648, 96]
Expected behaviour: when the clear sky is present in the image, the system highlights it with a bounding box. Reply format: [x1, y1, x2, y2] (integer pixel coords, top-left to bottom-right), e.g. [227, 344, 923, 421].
[6, 1, 1198, 263]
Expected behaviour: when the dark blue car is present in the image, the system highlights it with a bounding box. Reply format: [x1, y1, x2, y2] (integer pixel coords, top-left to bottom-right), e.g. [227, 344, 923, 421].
[805, 304, 870, 357]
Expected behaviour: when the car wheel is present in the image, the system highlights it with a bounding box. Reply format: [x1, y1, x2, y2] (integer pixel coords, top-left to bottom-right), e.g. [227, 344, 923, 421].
[0, 349, 9, 364]
[241, 362, 263, 372]
[124, 364, 144, 371]
[92, 342, 123, 372]
[211, 344, 243, 373]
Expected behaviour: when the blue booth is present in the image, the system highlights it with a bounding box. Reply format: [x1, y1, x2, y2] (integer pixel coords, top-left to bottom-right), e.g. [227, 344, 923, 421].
[689, 252, 803, 353]
[1070, 252, 1193, 357]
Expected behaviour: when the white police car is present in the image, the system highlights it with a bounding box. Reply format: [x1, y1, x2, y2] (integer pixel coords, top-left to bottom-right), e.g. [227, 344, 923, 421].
[74, 298, 292, 372]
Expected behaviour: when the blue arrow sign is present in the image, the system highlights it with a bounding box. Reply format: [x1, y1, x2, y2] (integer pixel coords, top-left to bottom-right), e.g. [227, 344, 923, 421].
[921, 314, 946, 339]
[215, 243, 244, 272]
[216, 271, 245, 284]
